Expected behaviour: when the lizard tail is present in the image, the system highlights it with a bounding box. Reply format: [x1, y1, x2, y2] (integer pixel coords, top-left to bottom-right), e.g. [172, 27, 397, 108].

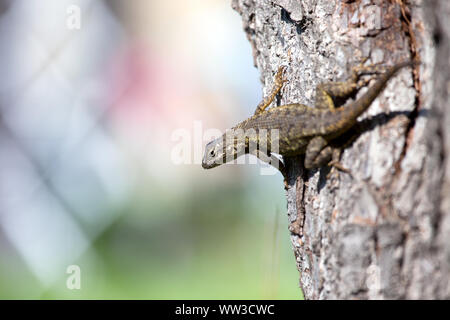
[341, 60, 415, 127]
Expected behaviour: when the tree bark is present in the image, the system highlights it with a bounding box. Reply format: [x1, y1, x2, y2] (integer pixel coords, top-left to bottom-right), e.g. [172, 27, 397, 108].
[232, 0, 450, 299]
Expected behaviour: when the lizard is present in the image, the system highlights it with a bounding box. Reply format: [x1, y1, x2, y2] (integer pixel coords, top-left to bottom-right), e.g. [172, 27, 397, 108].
[202, 60, 414, 180]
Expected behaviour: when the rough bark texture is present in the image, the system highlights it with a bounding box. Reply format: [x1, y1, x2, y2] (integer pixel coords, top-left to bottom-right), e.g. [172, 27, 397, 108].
[232, 0, 450, 299]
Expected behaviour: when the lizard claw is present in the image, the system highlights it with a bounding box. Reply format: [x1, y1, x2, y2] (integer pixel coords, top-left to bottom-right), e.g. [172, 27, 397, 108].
[356, 76, 373, 89]
[327, 160, 353, 179]
[276, 65, 288, 85]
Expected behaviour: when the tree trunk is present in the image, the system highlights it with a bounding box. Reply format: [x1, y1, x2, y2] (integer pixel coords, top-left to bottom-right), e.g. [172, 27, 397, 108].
[232, 0, 450, 299]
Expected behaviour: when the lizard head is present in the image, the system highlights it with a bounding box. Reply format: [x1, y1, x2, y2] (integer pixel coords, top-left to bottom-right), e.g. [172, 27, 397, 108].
[202, 134, 246, 169]
[202, 136, 227, 169]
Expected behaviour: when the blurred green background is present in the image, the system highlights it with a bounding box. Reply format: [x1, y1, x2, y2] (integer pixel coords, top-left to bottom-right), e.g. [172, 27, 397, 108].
[0, 0, 302, 299]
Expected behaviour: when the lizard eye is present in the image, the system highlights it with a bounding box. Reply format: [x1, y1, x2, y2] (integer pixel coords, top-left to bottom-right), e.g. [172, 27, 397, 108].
[209, 150, 215, 157]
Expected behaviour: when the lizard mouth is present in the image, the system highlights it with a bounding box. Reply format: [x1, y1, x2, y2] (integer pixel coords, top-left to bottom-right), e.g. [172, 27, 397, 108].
[201, 161, 210, 169]
[202, 159, 219, 169]
[201, 152, 214, 169]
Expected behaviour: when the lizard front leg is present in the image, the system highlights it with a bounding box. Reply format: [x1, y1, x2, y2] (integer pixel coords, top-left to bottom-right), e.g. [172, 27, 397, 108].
[254, 66, 287, 115]
[250, 148, 287, 177]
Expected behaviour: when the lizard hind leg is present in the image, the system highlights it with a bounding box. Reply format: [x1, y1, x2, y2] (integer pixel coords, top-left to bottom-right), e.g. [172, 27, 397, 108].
[315, 81, 357, 112]
[314, 60, 386, 112]
[313, 59, 370, 111]
[304, 136, 332, 169]
[254, 66, 287, 116]
[304, 136, 352, 178]
[327, 148, 352, 179]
